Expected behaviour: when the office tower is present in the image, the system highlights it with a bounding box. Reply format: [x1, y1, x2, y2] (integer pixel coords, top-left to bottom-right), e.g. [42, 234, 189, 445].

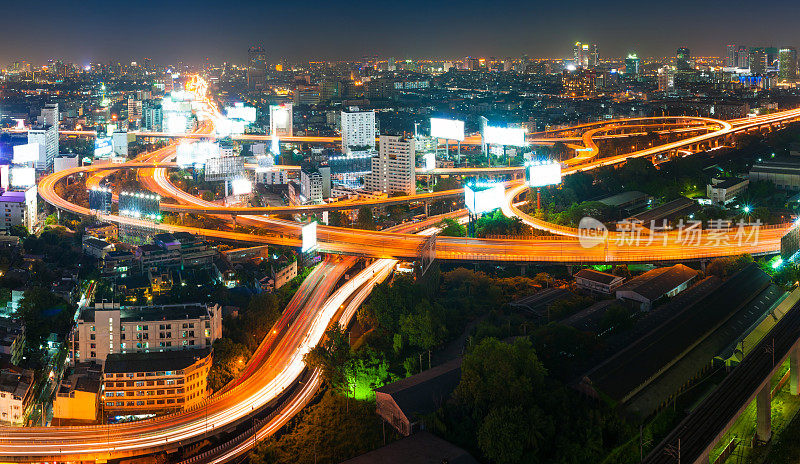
[726, 44, 738, 67]
[737, 45, 749, 68]
[127, 97, 143, 126]
[247, 46, 267, 90]
[269, 103, 293, 137]
[40, 103, 59, 127]
[293, 85, 321, 106]
[624, 54, 640, 76]
[387, 57, 396, 71]
[657, 66, 675, 91]
[588, 44, 599, 67]
[573, 42, 597, 68]
[142, 100, 163, 132]
[28, 124, 58, 171]
[364, 135, 415, 196]
[676, 47, 692, 70]
[779, 47, 798, 81]
[749, 48, 768, 74]
[341, 107, 376, 153]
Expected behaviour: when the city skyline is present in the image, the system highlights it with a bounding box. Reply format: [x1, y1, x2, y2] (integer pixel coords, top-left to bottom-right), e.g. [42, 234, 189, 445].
[3, 0, 800, 65]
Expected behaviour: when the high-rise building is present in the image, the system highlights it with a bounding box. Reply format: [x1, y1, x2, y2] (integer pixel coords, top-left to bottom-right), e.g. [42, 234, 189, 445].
[749, 48, 768, 74]
[726, 44, 738, 67]
[142, 100, 163, 132]
[624, 54, 640, 76]
[364, 135, 415, 196]
[28, 124, 58, 170]
[269, 103, 293, 137]
[573, 42, 598, 68]
[247, 46, 267, 90]
[779, 47, 798, 82]
[40, 103, 59, 127]
[676, 47, 692, 70]
[737, 45, 749, 68]
[293, 85, 321, 106]
[341, 107, 376, 153]
[657, 66, 675, 92]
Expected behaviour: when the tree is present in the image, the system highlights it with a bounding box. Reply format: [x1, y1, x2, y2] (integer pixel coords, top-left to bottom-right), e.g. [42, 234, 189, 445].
[207, 338, 252, 392]
[303, 324, 352, 392]
[438, 218, 465, 237]
[356, 206, 376, 230]
[8, 224, 27, 238]
[44, 214, 58, 226]
[400, 300, 446, 351]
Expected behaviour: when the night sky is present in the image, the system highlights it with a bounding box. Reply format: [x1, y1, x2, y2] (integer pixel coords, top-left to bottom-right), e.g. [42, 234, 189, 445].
[2, 0, 800, 65]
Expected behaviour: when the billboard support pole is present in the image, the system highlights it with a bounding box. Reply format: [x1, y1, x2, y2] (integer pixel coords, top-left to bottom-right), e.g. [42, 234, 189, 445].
[537, 188, 541, 211]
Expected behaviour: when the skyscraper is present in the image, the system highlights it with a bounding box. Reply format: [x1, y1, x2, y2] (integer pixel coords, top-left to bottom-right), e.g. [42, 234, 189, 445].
[247, 46, 267, 90]
[726, 44, 738, 67]
[624, 54, 640, 76]
[676, 47, 692, 70]
[573, 42, 598, 68]
[779, 47, 798, 82]
[749, 48, 768, 74]
[737, 46, 749, 68]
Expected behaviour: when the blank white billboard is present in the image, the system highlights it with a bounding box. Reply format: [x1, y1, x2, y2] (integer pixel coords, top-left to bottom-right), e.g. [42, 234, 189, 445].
[526, 162, 562, 187]
[484, 126, 526, 146]
[302, 221, 317, 253]
[430, 118, 465, 141]
[226, 104, 257, 123]
[424, 152, 436, 171]
[464, 182, 505, 214]
[231, 178, 253, 196]
[10, 167, 35, 188]
[13, 143, 40, 164]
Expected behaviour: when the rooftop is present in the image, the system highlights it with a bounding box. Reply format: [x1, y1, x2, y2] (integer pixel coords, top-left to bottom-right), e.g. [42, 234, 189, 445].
[575, 269, 622, 286]
[616, 264, 699, 302]
[376, 358, 462, 421]
[341, 431, 478, 464]
[104, 347, 212, 374]
[82, 303, 212, 323]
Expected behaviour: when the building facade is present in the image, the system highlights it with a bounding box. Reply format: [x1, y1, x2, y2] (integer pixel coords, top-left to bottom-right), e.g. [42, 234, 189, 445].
[72, 303, 222, 364]
[341, 108, 376, 153]
[364, 135, 415, 196]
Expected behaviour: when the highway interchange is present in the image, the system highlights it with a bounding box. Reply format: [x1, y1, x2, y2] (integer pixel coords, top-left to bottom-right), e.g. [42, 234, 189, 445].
[4, 86, 800, 461]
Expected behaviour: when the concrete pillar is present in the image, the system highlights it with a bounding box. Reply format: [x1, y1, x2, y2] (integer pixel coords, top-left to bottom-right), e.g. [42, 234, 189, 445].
[791, 345, 800, 395]
[179, 212, 186, 225]
[424, 201, 429, 217]
[700, 259, 707, 273]
[520, 264, 527, 276]
[566, 265, 573, 276]
[756, 382, 772, 442]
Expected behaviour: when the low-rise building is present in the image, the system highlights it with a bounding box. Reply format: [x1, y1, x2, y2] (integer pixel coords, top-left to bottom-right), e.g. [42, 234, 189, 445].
[706, 177, 748, 205]
[82, 237, 115, 259]
[72, 303, 222, 364]
[101, 347, 212, 417]
[0, 366, 33, 425]
[0, 319, 24, 365]
[52, 362, 102, 425]
[749, 157, 800, 190]
[574, 269, 625, 294]
[616, 264, 699, 310]
[85, 222, 118, 241]
[272, 260, 297, 290]
[375, 358, 462, 436]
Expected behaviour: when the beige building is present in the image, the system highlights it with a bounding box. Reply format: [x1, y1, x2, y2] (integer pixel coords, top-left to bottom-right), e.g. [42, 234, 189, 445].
[72, 303, 222, 364]
[0, 367, 33, 425]
[365, 135, 416, 196]
[101, 348, 212, 417]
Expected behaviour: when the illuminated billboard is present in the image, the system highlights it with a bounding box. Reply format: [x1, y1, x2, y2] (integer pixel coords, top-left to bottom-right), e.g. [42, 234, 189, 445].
[205, 156, 245, 181]
[464, 182, 505, 215]
[13, 143, 40, 164]
[270, 104, 293, 137]
[483, 126, 527, 146]
[88, 187, 113, 214]
[119, 190, 162, 221]
[176, 142, 219, 168]
[301, 220, 317, 253]
[94, 138, 113, 158]
[525, 161, 562, 187]
[226, 103, 257, 123]
[430, 118, 465, 141]
[423, 152, 436, 171]
[10, 167, 35, 188]
[231, 178, 253, 196]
